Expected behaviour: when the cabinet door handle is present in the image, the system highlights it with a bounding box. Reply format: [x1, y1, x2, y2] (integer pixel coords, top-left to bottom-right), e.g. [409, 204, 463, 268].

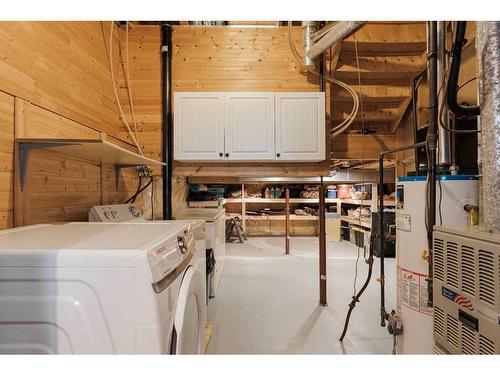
[219, 152, 224, 157]
[225, 153, 229, 158]
[276, 153, 281, 158]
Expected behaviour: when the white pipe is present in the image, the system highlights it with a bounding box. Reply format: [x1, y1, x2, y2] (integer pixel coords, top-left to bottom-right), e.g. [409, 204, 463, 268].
[306, 21, 365, 60]
[302, 21, 317, 71]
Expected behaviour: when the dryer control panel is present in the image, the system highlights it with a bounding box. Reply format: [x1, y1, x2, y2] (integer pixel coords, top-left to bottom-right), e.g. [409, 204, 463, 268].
[89, 204, 145, 222]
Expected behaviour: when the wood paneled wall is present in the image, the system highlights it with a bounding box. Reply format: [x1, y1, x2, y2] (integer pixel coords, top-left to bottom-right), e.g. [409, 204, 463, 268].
[0, 22, 163, 228]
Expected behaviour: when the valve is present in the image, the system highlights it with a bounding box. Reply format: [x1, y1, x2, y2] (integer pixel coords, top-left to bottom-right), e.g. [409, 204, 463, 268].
[421, 249, 430, 261]
[386, 310, 403, 355]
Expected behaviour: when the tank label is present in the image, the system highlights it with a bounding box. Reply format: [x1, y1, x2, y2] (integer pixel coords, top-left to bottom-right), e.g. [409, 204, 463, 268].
[398, 266, 432, 316]
[396, 214, 412, 232]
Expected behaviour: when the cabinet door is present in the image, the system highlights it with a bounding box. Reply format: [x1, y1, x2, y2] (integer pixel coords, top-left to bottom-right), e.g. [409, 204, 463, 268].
[224, 93, 275, 160]
[174, 92, 224, 161]
[275, 92, 325, 161]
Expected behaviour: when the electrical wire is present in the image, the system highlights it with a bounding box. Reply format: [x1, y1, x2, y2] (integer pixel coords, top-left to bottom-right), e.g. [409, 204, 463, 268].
[125, 176, 153, 204]
[124, 21, 140, 147]
[353, 244, 361, 296]
[438, 178, 443, 226]
[107, 21, 144, 155]
[457, 76, 477, 92]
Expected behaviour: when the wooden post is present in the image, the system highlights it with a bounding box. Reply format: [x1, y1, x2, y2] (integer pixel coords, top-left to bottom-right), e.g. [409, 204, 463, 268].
[319, 177, 327, 306]
[285, 188, 290, 255]
[13, 98, 30, 227]
[241, 183, 246, 231]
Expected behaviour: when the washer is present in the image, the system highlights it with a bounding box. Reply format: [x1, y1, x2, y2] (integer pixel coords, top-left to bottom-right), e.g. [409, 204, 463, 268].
[0, 221, 206, 354]
[89, 204, 208, 351]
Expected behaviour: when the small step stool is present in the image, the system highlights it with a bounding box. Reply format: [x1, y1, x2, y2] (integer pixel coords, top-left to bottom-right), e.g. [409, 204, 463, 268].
[225, 216, 247, 243]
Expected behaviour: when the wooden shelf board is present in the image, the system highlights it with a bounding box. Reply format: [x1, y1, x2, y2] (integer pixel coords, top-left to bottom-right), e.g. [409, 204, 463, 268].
[224, 198, 340, 204]
[340, 215, 372, 229]
[16, 138, 165, 166]
[246, 214, 318, 221]
[340, 199, 372, 205]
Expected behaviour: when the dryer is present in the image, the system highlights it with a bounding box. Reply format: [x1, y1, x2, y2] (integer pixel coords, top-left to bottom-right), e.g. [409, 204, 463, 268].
[0, 222, 206, 354]
[88, 204, 207, 353]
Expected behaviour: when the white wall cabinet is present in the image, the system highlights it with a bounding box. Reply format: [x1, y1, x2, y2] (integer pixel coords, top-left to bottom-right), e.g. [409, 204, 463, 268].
[174, 92, 225, 161]
[224, 93, 275, 160]
[174, 92, 325, 162]
[275, 92, 325, 161]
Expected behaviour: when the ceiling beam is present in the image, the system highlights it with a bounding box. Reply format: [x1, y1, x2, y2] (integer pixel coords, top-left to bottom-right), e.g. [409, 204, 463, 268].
[389, 96, 413, 134]
[341, 41, 427, 56]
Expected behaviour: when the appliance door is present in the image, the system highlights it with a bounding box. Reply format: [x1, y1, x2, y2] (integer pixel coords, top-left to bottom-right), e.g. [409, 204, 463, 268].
[171, 265, 206, 354]
[209, 214, 226, 297]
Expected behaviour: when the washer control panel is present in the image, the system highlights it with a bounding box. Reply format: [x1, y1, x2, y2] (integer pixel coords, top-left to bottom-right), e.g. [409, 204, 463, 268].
[89, 204, 145, 222]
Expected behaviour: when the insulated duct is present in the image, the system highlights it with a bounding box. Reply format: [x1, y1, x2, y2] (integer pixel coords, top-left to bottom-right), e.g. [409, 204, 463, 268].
[306, 21, 365, 60]
[302, 21, 317, 71]
[477, 21, 500, 234]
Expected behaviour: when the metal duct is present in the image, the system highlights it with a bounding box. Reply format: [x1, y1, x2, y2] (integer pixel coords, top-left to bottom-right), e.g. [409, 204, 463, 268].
[302, 21, 317, 71]
[306, 21, 365, 60]
[477, 21, 500, 233]
[437, 21, 451, 169]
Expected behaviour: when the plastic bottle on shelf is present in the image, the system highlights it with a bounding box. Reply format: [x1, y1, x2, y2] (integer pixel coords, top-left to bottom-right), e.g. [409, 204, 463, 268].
[264, 187, 271, 199]
[271, 187, 276, 199]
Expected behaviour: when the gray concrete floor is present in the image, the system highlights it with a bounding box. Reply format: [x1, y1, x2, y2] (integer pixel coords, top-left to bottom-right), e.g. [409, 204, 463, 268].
[206, 237, 396, 354]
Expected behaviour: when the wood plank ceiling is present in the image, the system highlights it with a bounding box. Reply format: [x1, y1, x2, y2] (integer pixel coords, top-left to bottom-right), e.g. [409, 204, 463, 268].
[328, 22, 427, 169]
[330, 22, 427, 136]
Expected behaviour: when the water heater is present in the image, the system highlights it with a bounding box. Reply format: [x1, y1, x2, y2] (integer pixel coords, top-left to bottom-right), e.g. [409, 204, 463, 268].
[395, 175, 478, 354]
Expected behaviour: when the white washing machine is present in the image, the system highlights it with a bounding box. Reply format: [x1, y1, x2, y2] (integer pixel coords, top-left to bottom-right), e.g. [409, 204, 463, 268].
[0, 221, 206, 354]
[89, 204, 208, 350]
[174, 208, 226, 298]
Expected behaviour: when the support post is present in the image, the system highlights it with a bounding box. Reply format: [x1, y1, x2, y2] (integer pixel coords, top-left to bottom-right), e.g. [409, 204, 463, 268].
[319, 177, 327, 306]
[285, 188, 290, 255]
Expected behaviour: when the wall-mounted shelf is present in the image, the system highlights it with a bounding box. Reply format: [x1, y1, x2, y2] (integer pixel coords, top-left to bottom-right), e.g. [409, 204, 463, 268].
[16, 138, 165, 190]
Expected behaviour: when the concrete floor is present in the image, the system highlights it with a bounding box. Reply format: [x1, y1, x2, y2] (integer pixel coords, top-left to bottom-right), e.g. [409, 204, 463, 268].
[206, 237, 396, 354]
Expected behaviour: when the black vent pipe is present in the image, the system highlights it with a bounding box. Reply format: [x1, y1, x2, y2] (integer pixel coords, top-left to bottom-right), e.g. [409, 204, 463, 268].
[426, 21, 438, 307]
[446, 21, 480, 117]
[161, 23, 173, 220]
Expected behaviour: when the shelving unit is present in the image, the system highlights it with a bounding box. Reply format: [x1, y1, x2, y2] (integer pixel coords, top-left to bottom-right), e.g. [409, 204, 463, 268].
[187, 181, 396, 237]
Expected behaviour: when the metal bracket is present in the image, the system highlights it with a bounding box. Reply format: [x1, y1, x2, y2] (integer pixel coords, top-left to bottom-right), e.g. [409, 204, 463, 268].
[18, 142, 79, 191]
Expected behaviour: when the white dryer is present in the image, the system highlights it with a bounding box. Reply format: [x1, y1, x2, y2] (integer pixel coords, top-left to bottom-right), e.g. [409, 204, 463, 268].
[88, 204, 207, 352]
[0, 222, 206, 354]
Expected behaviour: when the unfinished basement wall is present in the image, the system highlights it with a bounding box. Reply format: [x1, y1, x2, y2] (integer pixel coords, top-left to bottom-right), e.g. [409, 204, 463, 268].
[0, 22, 162, 228]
